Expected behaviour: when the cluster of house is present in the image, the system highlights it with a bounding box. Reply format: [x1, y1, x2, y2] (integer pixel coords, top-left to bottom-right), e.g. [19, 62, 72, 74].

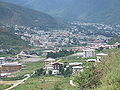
[43, 48, 108, 75]
[14, 22, 116, 49]
[83, 49, 108, 62]
[72, 43, 120, 52]
[44, 58, 84, 75]
[0, 57, 22, 77]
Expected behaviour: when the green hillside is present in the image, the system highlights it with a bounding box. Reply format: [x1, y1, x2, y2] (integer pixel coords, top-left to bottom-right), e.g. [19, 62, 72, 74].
[0, 25, 28, 49]
[73, 49, 120, 90]
[0, 1, 58, 27]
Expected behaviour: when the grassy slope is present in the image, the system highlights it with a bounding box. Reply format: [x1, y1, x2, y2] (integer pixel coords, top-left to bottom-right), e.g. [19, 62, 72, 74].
[0, 85, 12, 90]
[95, 49, 120, 90]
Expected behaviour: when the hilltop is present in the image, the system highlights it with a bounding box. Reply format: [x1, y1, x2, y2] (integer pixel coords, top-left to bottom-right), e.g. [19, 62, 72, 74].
[0, 1, 58, 27]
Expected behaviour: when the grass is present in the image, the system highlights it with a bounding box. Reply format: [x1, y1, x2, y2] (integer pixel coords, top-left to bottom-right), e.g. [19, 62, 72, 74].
[0, 85, 12, 90]
[14, 76, 77, 90]
[15, 61, 45, 77]
[60, 55, 84, 63]
[95, 49, 120, 90]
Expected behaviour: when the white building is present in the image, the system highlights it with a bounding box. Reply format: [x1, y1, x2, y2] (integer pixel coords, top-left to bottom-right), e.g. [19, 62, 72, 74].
[83, 49, 96, 58]
[96, 53, 108, 61]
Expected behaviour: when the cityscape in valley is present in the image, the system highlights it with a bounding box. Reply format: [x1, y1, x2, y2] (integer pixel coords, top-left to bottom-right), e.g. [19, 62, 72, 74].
[0, 0, 120, 90]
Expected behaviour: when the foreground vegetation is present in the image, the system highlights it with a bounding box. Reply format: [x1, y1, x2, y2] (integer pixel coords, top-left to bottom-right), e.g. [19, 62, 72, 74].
[74, 49, 120, 90]
[1, 49, 120, 90]
[0, 85, 12, 90]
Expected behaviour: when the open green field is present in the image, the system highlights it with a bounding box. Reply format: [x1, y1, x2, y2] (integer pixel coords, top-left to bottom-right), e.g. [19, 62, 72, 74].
[0, 85, 12, 90]
[1, 49, 120, 90]
[14, 76, 77, 90]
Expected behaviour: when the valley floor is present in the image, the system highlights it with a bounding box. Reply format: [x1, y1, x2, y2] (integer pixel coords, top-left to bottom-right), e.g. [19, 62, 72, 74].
[1, 49, 120, 90]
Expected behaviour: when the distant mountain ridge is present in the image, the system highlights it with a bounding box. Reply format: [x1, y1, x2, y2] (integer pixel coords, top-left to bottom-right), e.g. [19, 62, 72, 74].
[0, 1, 58, 27]
[2, 0, 120, 24]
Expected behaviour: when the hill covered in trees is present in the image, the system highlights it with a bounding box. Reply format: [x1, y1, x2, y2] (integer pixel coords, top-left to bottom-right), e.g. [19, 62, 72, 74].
[0, 1, 58, 27]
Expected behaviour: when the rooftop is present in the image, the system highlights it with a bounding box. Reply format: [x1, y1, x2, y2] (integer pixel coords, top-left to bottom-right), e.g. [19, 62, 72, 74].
[69, 62, 83, 66]
[52, 62, 63, 65]
[2, 62, 22, 66]
[44, 58, 56, 62]
[0, 57, 5, 60]
[72, 66, 83, 69]
[96, 53, 108, 56]
[87, 59, 97, 62]
[83, 49, 95, 52]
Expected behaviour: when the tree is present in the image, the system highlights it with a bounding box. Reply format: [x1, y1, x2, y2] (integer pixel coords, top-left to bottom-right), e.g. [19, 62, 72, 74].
[43, 71, 46, 75]
[59, 66, 64, 75]
[53, 84, 62, 90]
[64, 67, 72, 77]
[35, 68, 44, 76]
[48, 70, 52, 75]
[118, 45, 120, 48]
[99, 47, 104, 51]
[74, 65, 101, 89]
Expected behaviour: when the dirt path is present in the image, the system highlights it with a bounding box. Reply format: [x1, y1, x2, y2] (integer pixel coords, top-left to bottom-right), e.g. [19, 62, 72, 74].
[70, 80, 76, 86]
[5, 74, 30, 90]
[4, 71, 35, 90]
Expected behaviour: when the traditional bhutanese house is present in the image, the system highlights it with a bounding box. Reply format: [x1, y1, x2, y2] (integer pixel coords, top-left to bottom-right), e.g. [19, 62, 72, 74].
[83, 49, 96, 58]
[45, 65, 54, 74]
[96, 53, 108, 61]
[17, 51, 27, 58]
[72, 66, 83, 75]
[1, 62, 22, 73]
[52, 62, 63, 70]
[44, 58, 56, 65]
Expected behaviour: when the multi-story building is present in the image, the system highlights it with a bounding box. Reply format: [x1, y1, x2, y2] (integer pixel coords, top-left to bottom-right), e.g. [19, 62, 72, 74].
[83, 49, 96, 58]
